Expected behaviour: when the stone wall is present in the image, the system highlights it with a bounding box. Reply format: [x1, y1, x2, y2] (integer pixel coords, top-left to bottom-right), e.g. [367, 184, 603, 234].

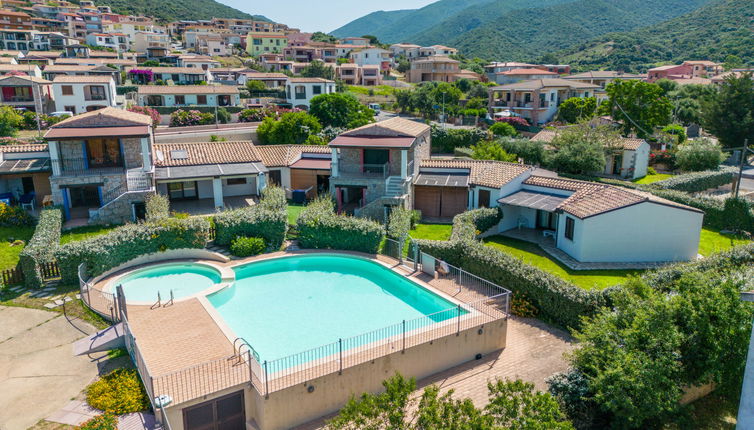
[90, 190, 150, 224]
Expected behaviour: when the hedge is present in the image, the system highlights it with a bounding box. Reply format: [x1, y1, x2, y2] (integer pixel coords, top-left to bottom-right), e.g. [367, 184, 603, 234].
[653, 167, 736, 193]
[214, 187, 287, 248]
[450, 207, 502, 241]
[414, 239, 609, 330]
[297, 198, 384, 254]
[116, 86, 138, 95]
[18, 208, 62, 288]
[56, 218, 210, 283]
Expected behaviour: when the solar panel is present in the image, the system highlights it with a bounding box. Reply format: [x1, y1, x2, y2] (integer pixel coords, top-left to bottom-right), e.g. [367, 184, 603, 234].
[170, 149, 188, 160]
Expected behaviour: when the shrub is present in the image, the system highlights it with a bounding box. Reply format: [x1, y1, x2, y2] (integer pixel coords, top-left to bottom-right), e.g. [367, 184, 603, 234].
[86, 368, 150, 415]
[498, 138, 546, 165]
[675, 138, 725, 171]
[216, 107, 231, 124]
[214, 187, 287, 248]
[471, 140, 517, 162]
[647, 166, 657, 175]
[56, 218, 210, 283]
[145, 193, 169, 221]
[494, 116, 530, 130]
[387, 207, 411, 240]
[127, 106, 161, 127]
[116, 85, 138, 95]
[649, 150, 676, 168]
[453, 146, 474, 158]
[661, 124, 687, 144]
[414, 240, 608, 330]
[214, 206, 286, 248]
[0, 202, 34, 227]
[297, 197, 385, 254]
[430, 126, 488, 153]
[450, 207, 502, 241]
[510, 294, 538, 317]
[169, 109, 214, 127]
[0, 106, 22, 137]
[78, 413, 117, 430]
[239, 108, 272, 122]
[18, 208, 62, 288]
[230, 236, 266, 257]
[653, 167, 736, 192]
[257, 112, 322, 145]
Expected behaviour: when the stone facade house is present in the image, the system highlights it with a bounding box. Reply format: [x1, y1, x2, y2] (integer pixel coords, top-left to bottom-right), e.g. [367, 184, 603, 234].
[329, 117, 430, 218]
[44, 107, 155, 224]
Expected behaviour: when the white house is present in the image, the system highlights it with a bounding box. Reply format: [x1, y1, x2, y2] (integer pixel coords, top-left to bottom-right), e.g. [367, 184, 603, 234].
[349, 47, 392, 68]
[411, 159, 703, 264]
[530, 130, 651, 180]
[51, 75, 117, 114]
[285, 77, 336, 110]
[85, 33, 130, 52]
[390, 43, 421, 60]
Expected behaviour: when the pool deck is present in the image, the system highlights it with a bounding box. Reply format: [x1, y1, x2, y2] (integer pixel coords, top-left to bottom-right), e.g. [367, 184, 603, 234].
[88, 251, 516, 406]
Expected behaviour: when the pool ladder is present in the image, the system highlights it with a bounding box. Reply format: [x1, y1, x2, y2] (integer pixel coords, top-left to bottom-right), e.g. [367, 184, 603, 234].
[150, 290, 174, 309]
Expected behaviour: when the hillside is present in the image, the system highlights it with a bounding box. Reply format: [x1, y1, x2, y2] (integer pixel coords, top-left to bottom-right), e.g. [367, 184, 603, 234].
[557, 0, 754, 72]
[75, 0, 270, 22]
[330, 0, 492, 43]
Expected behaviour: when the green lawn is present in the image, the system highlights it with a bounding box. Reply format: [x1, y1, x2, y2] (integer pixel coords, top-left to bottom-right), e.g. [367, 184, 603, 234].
[0, 226, 35, 270]
[60, 225, 119, 244]
[287, 204, 305, 225]
[483, 236, 642, 290]
[698, 228, 750, 256]
[409, 224, 453, 241]
[633, 173, 673, 184]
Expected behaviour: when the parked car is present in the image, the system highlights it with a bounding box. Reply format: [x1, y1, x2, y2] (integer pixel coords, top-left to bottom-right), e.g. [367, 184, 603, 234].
[368, 103, 381, 115]
[50, 111, 74, 118]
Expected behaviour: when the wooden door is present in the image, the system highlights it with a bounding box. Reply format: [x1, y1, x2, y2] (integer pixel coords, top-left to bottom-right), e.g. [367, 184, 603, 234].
[414, 186, 440, 218]
[440, 188, 468, 218]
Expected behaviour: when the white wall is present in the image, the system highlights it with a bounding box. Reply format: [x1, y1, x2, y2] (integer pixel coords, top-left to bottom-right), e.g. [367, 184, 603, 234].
[221, 176, 257, 197]
[567, 202, 703, 263]
[630, 143, 650, 179]
[197, 179, 214, 199]
[52, 80, 116, 114]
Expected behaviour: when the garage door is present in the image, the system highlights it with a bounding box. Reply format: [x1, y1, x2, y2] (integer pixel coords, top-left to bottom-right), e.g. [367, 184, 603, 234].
[414, 186, 467, 219]
[414, 186, 441, 218]
[440, 188, 468, 218]
[183, 390, 245, 430]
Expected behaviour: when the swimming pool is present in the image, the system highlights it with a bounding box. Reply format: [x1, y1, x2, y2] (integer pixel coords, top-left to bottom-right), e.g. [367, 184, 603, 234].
[207, 254, 464, 363]
[110, 263, 223, 302]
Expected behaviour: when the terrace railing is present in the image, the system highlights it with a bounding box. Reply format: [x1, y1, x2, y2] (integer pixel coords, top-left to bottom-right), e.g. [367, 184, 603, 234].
[78, 263, 120, 322]
[110, 249, 511, 406]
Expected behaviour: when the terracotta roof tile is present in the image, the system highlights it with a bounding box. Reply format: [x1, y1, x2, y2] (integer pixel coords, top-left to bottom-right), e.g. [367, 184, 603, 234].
[288, 77, 334, 83]
[131, 66, 206, 74]
[420, 159, 531, 188]
[255, 144, 330, 167]
[529, 129, 647, 150]
[51, 106, 152, 128]
[154, 141, 261, 167]
[344, 117, 430, 138]
[136, 85, 238, 95]
[522, 175, 702, 218]
[0, 143, 48, 153]
[52, 75, 113, 83]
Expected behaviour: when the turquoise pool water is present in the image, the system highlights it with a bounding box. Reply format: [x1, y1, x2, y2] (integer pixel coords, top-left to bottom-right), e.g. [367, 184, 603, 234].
[113, 263, 222, 302]
[207, 254, 463, 363]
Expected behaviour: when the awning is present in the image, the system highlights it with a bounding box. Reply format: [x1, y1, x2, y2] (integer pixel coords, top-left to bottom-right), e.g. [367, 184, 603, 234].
[415, 173, 469, 187]
[45, 126, 150, 139]
[290, 158, 331, 170]
[498, 191, 567, 212]
[0, 158, 51, 174]
[329, 136, 415, 148]
[155, 162, 267, 180]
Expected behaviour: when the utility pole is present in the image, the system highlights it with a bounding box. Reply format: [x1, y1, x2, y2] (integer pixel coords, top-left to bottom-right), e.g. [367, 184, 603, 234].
[441, 90, 446, 130]
[733, 139, 752, 199]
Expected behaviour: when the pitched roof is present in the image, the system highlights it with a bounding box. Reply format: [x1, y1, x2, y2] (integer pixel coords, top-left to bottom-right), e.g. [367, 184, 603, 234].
[255, 144, 331, 167]
[0, 143, 48, 153]
[49, 106, 152, 128]
[491, 78, 600, 91]
[52, 75, 113, 83]
[499, 68, 557, 76]
[420, 159, 531, 188]
[244, 72, 288, 79]
[43, 64, 97, 72]
[0, 64, 39, 73]
[563, 71, 643, 79]
[0, 75, 50, 84]
[521, 175, 702, 218]
[136, 85, 238, 95]
[131, 66, 207, 74]
[154, 141, 261, 166]
[288, 77, 334, 83]
[343, 117, 430, 138]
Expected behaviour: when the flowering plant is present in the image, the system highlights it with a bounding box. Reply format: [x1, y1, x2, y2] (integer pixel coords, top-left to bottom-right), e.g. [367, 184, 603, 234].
[127, 106, 161, 127]
[128, 69, 154, 82]
[169, 109, 214, 127]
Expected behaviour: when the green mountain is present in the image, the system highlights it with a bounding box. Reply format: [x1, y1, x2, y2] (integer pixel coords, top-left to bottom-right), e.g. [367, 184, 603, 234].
[333, 0, 714, 62]
[557, 0, 754, 72]
[330, 0, 493, 43]
[74, 0, 270, 22]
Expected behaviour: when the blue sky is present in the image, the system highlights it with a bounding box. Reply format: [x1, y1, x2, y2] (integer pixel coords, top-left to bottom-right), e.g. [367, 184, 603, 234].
[220, 0, 436, 33]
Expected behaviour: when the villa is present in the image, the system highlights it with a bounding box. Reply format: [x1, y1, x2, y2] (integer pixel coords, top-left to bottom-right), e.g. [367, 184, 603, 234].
[51, 75, 117, 114]
[135, 85, 241, 108]
[127, 67, 211, 85]
[285, 77, 336, 110]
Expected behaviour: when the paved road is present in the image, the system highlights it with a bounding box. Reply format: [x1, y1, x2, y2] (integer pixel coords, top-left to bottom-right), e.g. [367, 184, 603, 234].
[0, 306, 98, 430]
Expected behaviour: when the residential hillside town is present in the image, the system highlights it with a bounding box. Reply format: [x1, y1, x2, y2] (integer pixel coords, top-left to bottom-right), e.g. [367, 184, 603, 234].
[0, 1, 753, 430]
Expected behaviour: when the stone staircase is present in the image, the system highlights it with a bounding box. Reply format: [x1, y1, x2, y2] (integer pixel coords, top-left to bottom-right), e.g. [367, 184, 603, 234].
[385, 176, 405, 198]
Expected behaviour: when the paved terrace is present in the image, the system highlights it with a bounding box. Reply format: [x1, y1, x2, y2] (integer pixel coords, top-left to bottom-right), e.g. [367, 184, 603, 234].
[89, 251, 572, 408]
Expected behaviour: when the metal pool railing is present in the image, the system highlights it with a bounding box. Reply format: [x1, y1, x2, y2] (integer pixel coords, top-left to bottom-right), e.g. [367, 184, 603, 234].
[120, 250, 511, 405]
[78, 263, 120, 322]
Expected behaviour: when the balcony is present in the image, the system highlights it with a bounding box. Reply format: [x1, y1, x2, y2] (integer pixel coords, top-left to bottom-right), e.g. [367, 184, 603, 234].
[336, 162, 390, 179]
[52, 158, 126, 177]
[85, 94, 107, 101]
[2, 95, 35, 103]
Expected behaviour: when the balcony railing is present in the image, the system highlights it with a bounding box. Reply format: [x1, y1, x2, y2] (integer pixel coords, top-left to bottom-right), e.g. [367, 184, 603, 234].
[2, 96, 34, 103]
[85, 94, 107, 101]
[52, 157, 126, 176]
[337, 162, 390, 179]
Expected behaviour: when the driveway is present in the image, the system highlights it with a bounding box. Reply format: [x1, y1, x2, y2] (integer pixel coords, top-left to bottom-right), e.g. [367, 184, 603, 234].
[0, 305, 99, 430]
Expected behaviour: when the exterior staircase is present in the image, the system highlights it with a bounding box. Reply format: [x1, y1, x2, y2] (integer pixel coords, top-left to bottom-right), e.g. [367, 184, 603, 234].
[385, 176, 406, 198]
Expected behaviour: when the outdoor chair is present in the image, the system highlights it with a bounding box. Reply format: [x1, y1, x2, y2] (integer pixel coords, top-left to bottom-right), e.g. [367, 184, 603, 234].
[20, 192, 35, 211]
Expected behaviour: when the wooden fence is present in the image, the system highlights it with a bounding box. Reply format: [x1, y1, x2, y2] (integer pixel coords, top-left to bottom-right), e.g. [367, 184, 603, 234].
[0, 260, 61, 288]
